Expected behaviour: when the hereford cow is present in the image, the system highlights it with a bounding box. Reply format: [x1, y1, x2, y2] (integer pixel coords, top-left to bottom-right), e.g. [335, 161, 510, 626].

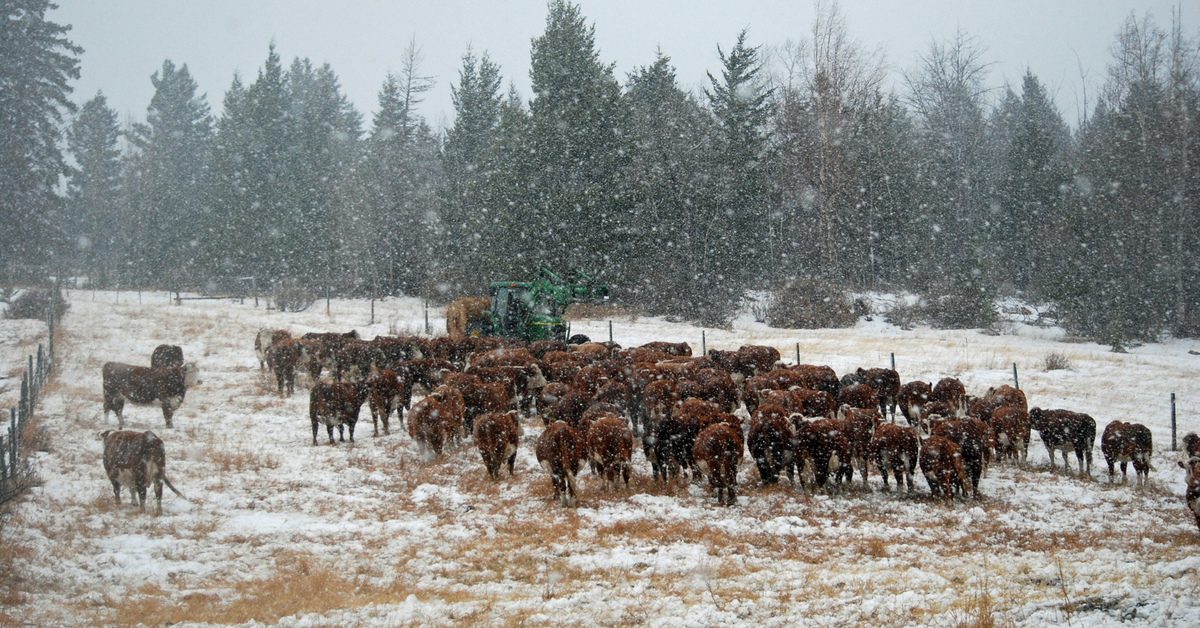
[990, 405, 1031, 466]
[836, 406, 883, 486]
[150, 344, 184, 369]
[898, 381, 933, 426]
[693, 423, 743, 506]
[473, 411, 521, 480]
[254, 329, 291, 370]
[366, 365, 405, 436]
[1182, 432, 1200, 460]
[794, 418, 852, 494]
[837, 383, 878, 412]
[932, 378, 968, 415]
[869, 423, 920, 493]
[1029, 407, 1096, 476]
[102, 362, 202, 429]
[99, 429, 185, 515]
[408, 395, 454, 458]
[536, 421, 585, 507]
[308, 381, 368, 445]
[265, 338, 303, 397]
[919, 435, 970, 501]
[787, 364, 841, 397]
[976, 385, 1028, 421]
[748, 405, 795, 485]
[1178, 457, 1200, 534]
[709, 346, 781, 381]
[929, 417, 990, 498]
[1101, 420, 1154, 486]
[538, 382, 572, 426]
[587, 415, 634, 491]
[637, 341, 692, 357]
[857, 368, 900, 421]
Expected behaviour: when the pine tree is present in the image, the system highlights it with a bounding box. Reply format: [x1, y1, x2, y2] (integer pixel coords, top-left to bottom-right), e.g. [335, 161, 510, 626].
[0, 0, 81, 265]
[123, 60, 212, 286]
[705, 29, 773, 294]
[64, 92, 122, 285]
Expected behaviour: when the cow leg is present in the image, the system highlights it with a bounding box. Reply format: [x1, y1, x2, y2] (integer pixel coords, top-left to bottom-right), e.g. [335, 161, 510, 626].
[312, 419, 320, 446]
[111, 479, 122, 505]
[154, 477, 164, 515]
[162, 404, 173, 429]
[136, 480, 148, 513]
[327, 423, 337, 445]
[347, 420, 356, 443]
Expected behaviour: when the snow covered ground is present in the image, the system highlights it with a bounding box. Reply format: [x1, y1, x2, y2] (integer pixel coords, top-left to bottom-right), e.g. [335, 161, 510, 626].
[3, 290, 1199, 626]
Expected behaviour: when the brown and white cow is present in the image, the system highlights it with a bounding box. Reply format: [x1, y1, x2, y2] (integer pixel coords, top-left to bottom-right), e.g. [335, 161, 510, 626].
[857, 368, 901, 421]
[990, 405, 1031, 466]
[1029, 407, 1096, 476]
[408, 395, 454, 459]
[1177, 457, 1200, 534]
[837, 383, 878, 412]
[99, 429, 185, 515]
[1182, 432, 1200, 460]
[366, 365, 406, 436]
[693, 423, 743, 506]
[254, 329, 291, 370]
[1101, 420, 1154, 486]
[898, 381, 933, 426]
[709, 346, 780, 382]
[473, 411, 521, 479]
[266, 338, 303, 397]
[929, 417, 990, 498]
[869, 423, 920, 493]
[102, 362, 201, 429]
[308, 381, 368, 445]
[932, 378, 968, 416]
[537, 421, 585, 507]
[794, 418, 852, 494]
[836, 405, 883, 486]
[587, 415, 634, 491]
[919, 435, 970, 501]
[150, 344, 184, 369]
[748, 405, 795, 485]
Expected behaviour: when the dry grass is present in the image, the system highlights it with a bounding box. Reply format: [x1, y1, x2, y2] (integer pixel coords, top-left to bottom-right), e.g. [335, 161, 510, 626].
[1043, 352, 1072, 371]
[564, 303, 638, 322]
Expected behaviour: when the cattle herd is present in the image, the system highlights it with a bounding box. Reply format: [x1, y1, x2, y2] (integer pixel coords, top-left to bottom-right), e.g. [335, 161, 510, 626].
[98, 330, 1200, 535]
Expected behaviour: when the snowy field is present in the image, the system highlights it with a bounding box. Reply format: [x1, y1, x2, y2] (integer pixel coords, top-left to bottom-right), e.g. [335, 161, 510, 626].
[3, 290, 1200, 627]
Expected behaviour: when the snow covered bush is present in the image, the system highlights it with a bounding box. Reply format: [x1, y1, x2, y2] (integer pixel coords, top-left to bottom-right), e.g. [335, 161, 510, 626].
[766, 280, 862, 329]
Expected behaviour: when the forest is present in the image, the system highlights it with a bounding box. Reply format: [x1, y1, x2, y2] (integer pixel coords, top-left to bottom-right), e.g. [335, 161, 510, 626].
[2, 0, 1198, 347]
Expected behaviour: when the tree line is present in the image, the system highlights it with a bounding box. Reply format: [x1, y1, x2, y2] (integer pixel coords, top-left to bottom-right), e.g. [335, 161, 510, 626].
[3, 0, 1198, 346]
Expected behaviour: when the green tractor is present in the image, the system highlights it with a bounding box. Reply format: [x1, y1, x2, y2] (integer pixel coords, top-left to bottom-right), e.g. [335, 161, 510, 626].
[467, 268, 609, 343]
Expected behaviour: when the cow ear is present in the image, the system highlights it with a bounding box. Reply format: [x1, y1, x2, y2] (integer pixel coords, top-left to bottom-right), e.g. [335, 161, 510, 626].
[97, 430, 110, 441]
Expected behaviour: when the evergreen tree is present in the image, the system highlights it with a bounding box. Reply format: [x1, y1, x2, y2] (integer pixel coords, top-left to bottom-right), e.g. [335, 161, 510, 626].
[64, 92, 122, 284]
[440, 49, 503, 279]
[0, 0, 81, 265]
[705, 29, 773, 295]
[124, 60, 212, 286]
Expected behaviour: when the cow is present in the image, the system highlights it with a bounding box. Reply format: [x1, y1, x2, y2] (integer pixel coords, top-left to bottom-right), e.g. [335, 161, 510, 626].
[836, 405, 883, 486]
[637, 341, 692, 357]
[794, 418, 852, 494]
[408, 395, 454, 459]
[431, 385, 467, 443]
[693, 423, 743, 506]
[308, 381, 368, 445]
[547, 388, 591, 431]
[857, 368, 901, 421]
[748, 406, 795, 485]
[708, 345, 780, 383]
[254, 329, 291, 370]
[979, 385, 1028, 418]
[150, 344, 184, 369]
[1177, 457, 1200, 534]
[1182, 432, 1200, 460]
[786, 364, 841, 397]
[473, 411, 521, 480]
[1101, 420, 1154, 486]
[898, 381, 933, 426]
[932, 378, 968, 415]
[528, 339, 568, 360]
[869, 423, 920, 493]
[366, 365, 405, 436]
[790, 387, 837, 419]
[394, 358, 455, 408]
[920, 435, 970, 501]
[929, 417, 990, 498]
[837, 383, 878, 412]
[99, 430, 185, 515]
[331, 338, 381, 382]
[536, 421, 585, 507]
[587, 415, 634, 491]
[1029, 407, 1096, 476]
[265, 338, 303, 397]
[538, 382, 573, 426]
[990, 405, 1031, 466]
[102, 362, 202, 429]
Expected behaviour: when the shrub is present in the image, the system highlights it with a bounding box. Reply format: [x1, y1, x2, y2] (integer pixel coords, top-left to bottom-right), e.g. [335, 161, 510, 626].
[1043, 352, 1071, 371]
[766, 280, 862, 329]
[272, 279, 314, 313]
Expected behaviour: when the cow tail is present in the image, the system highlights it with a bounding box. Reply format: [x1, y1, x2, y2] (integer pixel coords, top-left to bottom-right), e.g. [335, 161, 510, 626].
[163, 475, 187, 500]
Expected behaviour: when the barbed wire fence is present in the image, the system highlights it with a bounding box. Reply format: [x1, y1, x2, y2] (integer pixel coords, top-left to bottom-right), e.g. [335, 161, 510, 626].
[0, 304, 55, 508]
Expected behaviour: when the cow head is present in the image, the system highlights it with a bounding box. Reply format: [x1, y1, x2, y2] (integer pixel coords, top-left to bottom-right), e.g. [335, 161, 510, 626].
[182, 362, 202, 388]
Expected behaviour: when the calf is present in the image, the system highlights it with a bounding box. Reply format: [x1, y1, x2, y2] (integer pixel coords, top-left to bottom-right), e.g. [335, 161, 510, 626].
[748, 405, 795, 485]
[150, 344, 184, 369]
[1101, 420, 1154, 486]
[308, 381, 368, 445]
[1029, 407, 1096, 476]
[366, 366, 405, 436]
[473, 411, 521, 479]
[869, 423, 919, 493]
[99, 430, 185, 515]
[102, 362, 202, 429]
[920, 435, 970, 501]
[587, 415, 634, 491]
[693, 423, 743, 506]
[536, 421, 585, 507]
[1178, 458, 1200, 534]
[538, 382, 572, 426]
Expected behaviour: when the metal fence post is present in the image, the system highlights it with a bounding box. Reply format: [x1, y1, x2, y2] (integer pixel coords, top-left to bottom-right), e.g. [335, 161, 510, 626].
[1013, 363, 1020, 390]
[1171, 393, 1177, 451]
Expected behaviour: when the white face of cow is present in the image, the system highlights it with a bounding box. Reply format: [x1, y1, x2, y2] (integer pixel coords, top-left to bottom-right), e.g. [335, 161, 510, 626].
[527, 365, 548, 390]
[182, 362, 202, 387]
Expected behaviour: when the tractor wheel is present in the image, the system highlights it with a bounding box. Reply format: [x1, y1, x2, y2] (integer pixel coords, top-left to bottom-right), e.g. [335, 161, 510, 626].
[465, 317, 492, 338]
[567, 334, 590, 345]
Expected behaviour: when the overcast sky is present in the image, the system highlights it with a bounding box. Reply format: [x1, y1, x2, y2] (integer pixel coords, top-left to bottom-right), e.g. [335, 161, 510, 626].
[51, 1, 1190, 131]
